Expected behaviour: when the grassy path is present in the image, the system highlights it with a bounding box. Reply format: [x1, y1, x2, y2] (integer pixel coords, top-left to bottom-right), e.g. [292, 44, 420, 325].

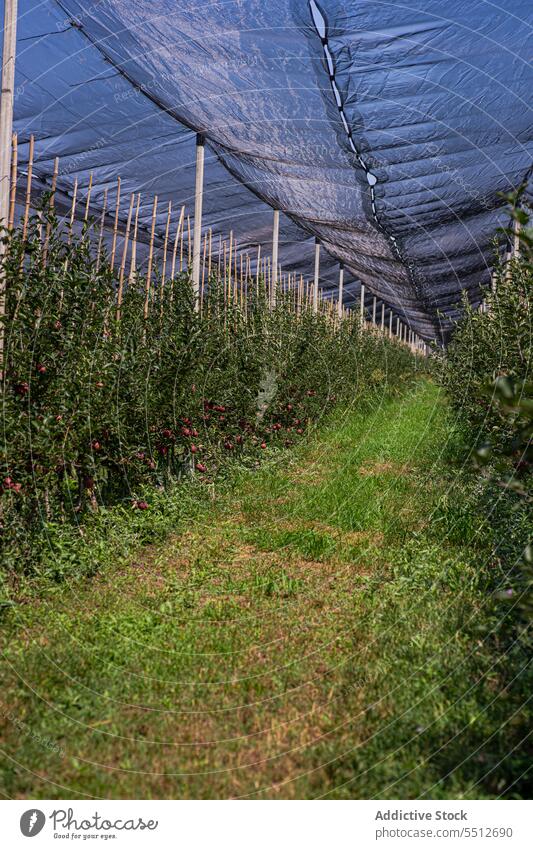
[0, 380, 516, 798]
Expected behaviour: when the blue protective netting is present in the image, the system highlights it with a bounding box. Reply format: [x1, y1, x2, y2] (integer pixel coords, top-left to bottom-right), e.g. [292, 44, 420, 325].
[4, 0, 533, 339]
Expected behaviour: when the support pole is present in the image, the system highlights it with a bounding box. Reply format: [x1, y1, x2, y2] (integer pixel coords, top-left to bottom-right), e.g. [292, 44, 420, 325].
[191, 133, 205, 310]
[0, 0, 18, 374]
[144, 195, 158, 322]
[372, 295, 376, 326]
[313, 238, 320, 314]
[360, 283, 365, 324]
[380, 302, 385, 332]
[337, 263, 344, 320]
[271, 209, 279, 307]
[0, 0, 17, 233]
[8, 131, 17, 230]
[110, 176, 121, 270]
[389, 312, 393, 337]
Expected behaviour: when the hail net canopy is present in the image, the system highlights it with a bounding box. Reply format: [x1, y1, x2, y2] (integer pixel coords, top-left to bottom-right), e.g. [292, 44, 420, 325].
[4, 0, 533, 339]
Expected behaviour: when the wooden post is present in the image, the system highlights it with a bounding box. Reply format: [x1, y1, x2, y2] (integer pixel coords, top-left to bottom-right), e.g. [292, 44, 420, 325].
[380, 302, 385, 332]
[239, 252, 243, 310]
[201, 230, 207, 287]
[337, 263, 344, 319]
[360, 283, 365, 324]
[129, 193, 140, 282]
[0, 0, 17, 375]
[161, 200, 171, 286]
[223, 240, 227, 301]
[144, 195, 157, 321]
[191, 134, 205, 309]
[233, 237, 238, 301]
[255, 244, 261, 297]
[67, 177, 78, 244]
[8, 131, 17, 230]
[96, 188, 108, 272]
[228, 231, 233, 300]
[22, 134, 34, 240]
[389, 311, 393, 337]
[271, 209, 279, 307]
[83, 171, 93, 224]
[0, 0, 17, 233]
[170, 204, 185, 281]
[313, 238, 320, 315]
[110, 176, 121, 269]
[117, 192, 134, 321]
[372, 295, 376, 326]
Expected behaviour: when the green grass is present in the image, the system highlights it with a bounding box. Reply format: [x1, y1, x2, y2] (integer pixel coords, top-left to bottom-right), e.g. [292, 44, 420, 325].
[0, 379, 530, 799]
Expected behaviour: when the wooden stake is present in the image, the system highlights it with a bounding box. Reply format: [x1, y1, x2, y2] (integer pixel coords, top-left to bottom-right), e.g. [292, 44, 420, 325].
[228, 231, 233, 300]
[161, 200, 172, 286]
[117, 192, 135, 321]
[179, 214, 185, 272]
[83, 171, 93, 224]
[233, 237, 238, 302]
[8, 131, 17, 230]
[191, 133, 205, 308]
[0, 0, 16, 371]
[223, 240, 227, 302]
[0, 0, 18, 234]
[129, 193, 141, 282]
[144, 195, 158, 321]
[338, 263, 344, 319]
[170, 204, 185, 281]
[255, 244, 261, 297]
[96, 187, 108, 272]
[271, 209, 279, 308]
[110, 176, 121, 269]
[313, 238, 320, 314]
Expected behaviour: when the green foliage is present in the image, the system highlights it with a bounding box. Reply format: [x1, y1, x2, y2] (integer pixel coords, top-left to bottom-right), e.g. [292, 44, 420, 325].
[440, 258, 532, 451]
[0, 208, 415, 577]
[437, 199, 533, 793]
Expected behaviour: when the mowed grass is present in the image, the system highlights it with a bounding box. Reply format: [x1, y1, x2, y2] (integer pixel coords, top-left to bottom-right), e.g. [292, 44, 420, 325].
[0, 380, 525, 799]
